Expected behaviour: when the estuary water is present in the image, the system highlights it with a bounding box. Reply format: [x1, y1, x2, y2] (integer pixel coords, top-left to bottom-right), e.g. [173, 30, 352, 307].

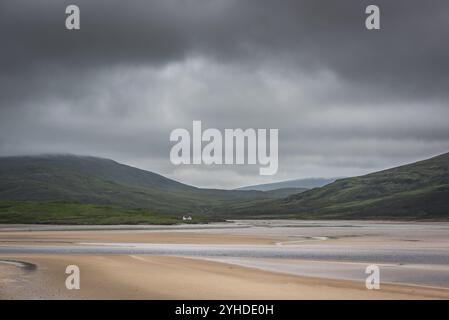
[1, 220, 449, 288]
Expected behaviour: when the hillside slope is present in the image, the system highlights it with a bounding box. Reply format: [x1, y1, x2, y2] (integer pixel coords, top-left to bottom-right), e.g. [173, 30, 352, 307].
[234, 152, 449, 220]
[0, 155, 279, 216]
[1, 153, 448, 223]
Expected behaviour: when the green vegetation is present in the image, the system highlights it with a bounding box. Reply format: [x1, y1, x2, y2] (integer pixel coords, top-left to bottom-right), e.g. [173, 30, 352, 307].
[0, 201, 219, 224]
[1, 152, 448, 224]
[0, 155, 292, 218]
[233, 152, 449, 220]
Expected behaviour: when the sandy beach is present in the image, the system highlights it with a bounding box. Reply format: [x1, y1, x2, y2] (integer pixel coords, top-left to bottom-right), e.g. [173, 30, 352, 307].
[1, 220, 449, 299]
[2, 254, 449, 300]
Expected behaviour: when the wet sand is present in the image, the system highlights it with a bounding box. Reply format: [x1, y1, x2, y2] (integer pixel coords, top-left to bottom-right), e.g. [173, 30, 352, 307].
[0, 230, 276, 246]
[1, 220, 449, 299]
[1, 254, 449, 300]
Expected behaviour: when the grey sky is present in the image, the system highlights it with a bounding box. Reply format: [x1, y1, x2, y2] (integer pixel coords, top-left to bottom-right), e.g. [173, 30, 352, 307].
[1, 0, 449, 188]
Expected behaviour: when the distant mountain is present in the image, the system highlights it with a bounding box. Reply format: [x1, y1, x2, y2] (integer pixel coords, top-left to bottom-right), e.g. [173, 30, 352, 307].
[237, 178, 336, 191]
[0, 155, 283, 218]
[261, 187, 308, 198]
[233, 152, 449, 220]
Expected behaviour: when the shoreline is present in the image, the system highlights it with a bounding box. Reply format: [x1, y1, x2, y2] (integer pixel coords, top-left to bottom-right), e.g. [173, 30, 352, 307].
[1, 220, 449, 299]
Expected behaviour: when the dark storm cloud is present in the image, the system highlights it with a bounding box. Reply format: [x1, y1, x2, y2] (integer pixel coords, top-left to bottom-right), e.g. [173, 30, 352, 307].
[1, 0, 449, 97]
[1, 0, 449, 187]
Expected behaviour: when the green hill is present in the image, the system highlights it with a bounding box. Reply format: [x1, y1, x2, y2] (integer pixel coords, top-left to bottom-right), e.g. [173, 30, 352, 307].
[0, 155, 294, 224]
[1, 153, 448, 223]
[233, 152, 449, 220]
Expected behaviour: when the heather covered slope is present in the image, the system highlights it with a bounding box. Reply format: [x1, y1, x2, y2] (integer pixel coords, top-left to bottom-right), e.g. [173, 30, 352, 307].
[0, 155, 287, 221]
[1, 153, 448, 223]
[233, 152, 449, 220]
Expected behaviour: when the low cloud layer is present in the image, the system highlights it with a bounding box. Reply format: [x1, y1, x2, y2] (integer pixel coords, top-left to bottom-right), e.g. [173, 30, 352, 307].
[1, 0, 449, 188]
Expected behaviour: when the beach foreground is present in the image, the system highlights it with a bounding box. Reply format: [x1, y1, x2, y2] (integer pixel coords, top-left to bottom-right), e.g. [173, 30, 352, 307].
[2, 254, 449, 299]
[1, 220, 449, 299]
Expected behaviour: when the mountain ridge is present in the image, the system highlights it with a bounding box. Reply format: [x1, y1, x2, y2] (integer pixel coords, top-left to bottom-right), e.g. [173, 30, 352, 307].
[0, 154, 294, 217]
[236, 178, 337, 191]
[232, 152, 449, 220]
[1, 152, 448, 223]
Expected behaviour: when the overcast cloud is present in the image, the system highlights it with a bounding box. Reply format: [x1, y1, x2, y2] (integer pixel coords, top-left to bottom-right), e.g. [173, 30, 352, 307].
[1, 0, 449, 188]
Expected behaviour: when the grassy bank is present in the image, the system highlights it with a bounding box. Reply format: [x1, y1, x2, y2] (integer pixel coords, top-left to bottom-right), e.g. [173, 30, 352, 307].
[0, 201, 219, 225]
